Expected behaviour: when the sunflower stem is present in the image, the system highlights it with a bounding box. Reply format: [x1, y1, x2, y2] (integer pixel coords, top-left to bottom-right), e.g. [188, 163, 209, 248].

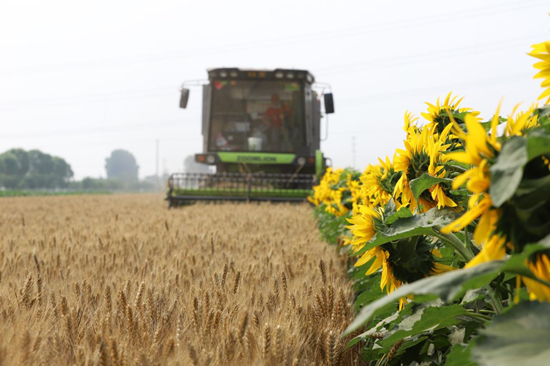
[488, 288, 504, 315]
[463, 226, 479, 256]
[478, 309, 495, 315]
[432, 227, 474, 262]
[465, 310, 493, 322]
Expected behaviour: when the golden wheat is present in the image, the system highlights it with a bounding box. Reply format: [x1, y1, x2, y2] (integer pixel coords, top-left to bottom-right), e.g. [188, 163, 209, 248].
[0, 194, 358, 365]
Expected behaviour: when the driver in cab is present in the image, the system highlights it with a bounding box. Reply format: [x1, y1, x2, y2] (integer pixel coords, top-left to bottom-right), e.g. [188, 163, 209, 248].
[263, 94, 289, 150]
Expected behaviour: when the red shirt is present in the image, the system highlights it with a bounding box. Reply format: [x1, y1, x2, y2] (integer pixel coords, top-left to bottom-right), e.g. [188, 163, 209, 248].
[264, 107, 284, 127]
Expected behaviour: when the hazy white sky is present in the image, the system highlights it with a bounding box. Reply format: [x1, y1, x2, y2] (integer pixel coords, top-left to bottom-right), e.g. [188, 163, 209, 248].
[0, 0, 549, 179]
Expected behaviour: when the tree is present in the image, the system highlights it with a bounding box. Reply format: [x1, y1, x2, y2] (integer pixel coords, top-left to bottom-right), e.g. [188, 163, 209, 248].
[105, 150, 139, 182]
[0, 148, 73, 189]
[52, 157, 74, 187]
[0, 152, 22, 188]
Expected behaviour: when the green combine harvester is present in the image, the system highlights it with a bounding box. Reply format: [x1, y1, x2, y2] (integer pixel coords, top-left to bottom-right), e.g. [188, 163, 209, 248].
[166, 68, 334, 206]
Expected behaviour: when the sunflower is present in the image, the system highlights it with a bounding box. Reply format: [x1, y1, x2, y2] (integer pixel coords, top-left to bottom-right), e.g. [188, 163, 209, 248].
[347, 205, 455, 309]
[441, 107, 511, 265]
[444, 105, 500, 226]
[308, 167, 339, 206]
[403, 111, 419, 138]
[346, 205, 403, 295]
[529, 40, 550, 105]
[421, 92, 480, 135]
[346, 206, 393, 294]
[308, 168, 352, 216]
[346, 205, 381, 248]
[360, 156, 402, 209]
[352, 245, 406, 308]
[394, 122, 457, 212]
[324, 189, 349, 217]
[464, 234, 507, 268]
[522, 253, 550, 302]
[504, 103, 539, 137]
[347, 173, 364, 214]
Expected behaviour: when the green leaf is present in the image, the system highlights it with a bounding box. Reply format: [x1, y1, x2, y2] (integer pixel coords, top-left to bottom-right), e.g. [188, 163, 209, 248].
[383, 199, 413, 225]
[446, 343, 477, 366]
[526, 128, 550, 161]
[499, 240, 550, 288]
[489, 136, 528, 207]
[355, 207, 459, 256]
[480, 117, 506, 132]
[472, 302, 550, 366]
[344, 305, 413, 351]
[343, 261, 504, 335]
[379, 304, 470, 350]
[409, 173, 451, 204]
[346, 238, 550, 336]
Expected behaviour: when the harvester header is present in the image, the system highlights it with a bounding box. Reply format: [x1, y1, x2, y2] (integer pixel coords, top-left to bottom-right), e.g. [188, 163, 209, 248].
[167, 67, 334, 206]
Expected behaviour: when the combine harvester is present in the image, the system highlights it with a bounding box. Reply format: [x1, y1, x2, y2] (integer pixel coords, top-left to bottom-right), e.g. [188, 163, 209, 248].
[167, 68, 334, 206]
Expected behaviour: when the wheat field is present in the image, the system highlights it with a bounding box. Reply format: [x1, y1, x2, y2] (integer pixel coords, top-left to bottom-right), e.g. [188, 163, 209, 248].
[0, 194, 357, 365]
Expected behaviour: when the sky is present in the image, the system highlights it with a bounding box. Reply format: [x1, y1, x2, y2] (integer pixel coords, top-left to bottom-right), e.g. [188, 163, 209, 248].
[0, 0, 549, 179]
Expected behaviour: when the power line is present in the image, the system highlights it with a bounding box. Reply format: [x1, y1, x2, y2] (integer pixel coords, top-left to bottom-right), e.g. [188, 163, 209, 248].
[328, 71, 535, 136]
[0, 86, 177, 110]
[335, 71, 533, 106]
[316, 34, 545, 76]
[0, 118, 198, 139]
[0, 33, 543, 110]
[10, 135, 199, 147]
[0, 0, 546, 77]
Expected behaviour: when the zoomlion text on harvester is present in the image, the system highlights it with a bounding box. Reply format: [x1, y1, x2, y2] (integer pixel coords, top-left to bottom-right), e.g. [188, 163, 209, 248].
[166, 68, 335, 206]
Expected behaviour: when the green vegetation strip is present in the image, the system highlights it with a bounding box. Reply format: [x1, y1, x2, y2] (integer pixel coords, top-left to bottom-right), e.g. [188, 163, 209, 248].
[0, 190, 112, 197]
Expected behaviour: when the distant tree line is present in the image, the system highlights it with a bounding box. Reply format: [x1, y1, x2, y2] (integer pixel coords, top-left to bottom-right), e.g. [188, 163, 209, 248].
[0, 148, 160, 192]
[0, 149, 73, 189]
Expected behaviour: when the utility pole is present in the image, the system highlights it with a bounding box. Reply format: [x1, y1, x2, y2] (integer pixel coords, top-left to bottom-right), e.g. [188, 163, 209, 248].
[156, 139, 159, 189]
[352, 136, 356, 169]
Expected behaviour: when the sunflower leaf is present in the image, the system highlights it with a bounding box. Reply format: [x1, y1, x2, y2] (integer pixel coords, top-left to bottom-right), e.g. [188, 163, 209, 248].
[490, 136, 528, 207]
[378, 304, 470, 351]
[480, 117, 506, 132]
[383, 199, 413, 225]
[471, 302, 550, 366]
[526, 127, 550, 161]
[345, 239, 550, 336]
[409, 173, 451, 204]
[354, 207, 458, 257]
[342, 260, 504, 335]
[445, 343, 477, 366]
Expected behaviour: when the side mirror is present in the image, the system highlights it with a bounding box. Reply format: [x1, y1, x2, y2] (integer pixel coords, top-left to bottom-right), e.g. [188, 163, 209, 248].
[179, 88, 190, 109]
[324, 93, 335, 114]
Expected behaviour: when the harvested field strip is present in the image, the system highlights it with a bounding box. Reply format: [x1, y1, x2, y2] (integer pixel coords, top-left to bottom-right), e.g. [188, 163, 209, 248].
[0, 194, 356, 365]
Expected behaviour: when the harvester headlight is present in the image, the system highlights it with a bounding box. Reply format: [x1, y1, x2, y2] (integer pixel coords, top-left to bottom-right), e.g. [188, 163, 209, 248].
[219, 71, 228, 78]
[206, 155, 216, 164]
[230, 71, 238, 77]
[275, 71, 284, 78]
[287, 72, 295, 79]
[297, 157, 306, 166]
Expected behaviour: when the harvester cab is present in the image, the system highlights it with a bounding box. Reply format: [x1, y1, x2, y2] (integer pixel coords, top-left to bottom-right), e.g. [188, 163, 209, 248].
[167, 68, 334, 206]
